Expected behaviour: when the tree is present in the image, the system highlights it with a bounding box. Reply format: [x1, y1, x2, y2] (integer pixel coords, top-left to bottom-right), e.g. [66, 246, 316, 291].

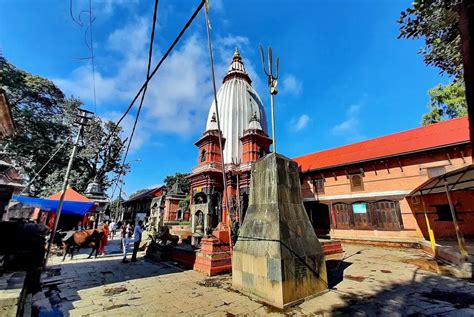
[398, 0, 468, 124]
[422, 81, 467, 125]
[0, 57, 127, 196]
[178, 195, 190, 212]
[163, 172, 190, 193]
[398, 0, 463, 79]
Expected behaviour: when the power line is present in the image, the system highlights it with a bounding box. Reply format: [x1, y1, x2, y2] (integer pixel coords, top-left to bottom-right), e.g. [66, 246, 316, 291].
[104, 0, 205, 146]
[120, 0, 159, 169]
[112, 0, 160, 220]
[88, 0, 97, 114]
[19, 140, 69, 195]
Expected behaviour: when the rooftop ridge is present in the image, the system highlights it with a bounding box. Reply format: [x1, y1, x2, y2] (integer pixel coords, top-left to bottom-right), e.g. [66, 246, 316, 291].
[294, 116, 470, 172]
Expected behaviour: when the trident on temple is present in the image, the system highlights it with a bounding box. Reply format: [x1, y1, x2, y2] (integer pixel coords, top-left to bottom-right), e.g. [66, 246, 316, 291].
[260, 45, 279, 153]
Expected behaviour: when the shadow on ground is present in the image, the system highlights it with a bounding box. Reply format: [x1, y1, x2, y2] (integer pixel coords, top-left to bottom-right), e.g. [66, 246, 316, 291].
[34, 238, 184, 316]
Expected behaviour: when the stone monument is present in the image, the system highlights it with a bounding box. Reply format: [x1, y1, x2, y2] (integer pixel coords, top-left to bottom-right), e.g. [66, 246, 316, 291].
[232, 153, 328, 308]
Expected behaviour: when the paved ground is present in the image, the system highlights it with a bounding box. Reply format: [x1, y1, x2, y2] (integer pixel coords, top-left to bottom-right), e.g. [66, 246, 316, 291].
[34, 238, 474, 316]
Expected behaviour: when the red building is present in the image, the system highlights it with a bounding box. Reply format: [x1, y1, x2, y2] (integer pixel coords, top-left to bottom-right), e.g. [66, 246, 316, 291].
[294, 117, 472, 246]
[188, 49, 272, 244]
[123, 185, 188, 227]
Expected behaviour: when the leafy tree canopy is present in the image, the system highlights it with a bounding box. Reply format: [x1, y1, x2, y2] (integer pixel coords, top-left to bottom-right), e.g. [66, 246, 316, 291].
[398, 0, 468, 125]
[0, 57, 127, 196]
[164, 172, 190, 193]
[422, 81, 467, 125]
[398, 0, 463, 79]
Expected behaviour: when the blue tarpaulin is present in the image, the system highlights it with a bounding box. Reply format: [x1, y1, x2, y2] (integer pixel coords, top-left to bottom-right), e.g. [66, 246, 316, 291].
[12, 195, 95, 216]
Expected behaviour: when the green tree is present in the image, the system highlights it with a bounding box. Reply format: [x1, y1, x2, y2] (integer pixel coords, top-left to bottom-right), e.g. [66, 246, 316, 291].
[0, 57, 127, 196]
[178, 194, 190, 212]
[422, 81, 467, 125]
[398, 0, 463, 79]
[163, 172, 190, 193]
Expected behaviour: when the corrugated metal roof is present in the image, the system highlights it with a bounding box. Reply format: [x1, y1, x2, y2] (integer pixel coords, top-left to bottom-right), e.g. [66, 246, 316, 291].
[294, 117, 470, 172]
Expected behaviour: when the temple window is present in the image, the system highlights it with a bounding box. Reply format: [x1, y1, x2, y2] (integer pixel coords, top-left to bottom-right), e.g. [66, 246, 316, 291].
[312, 178, 324, 194]
[201, 149, 206, 162]
[350, 174, 364, 192]
[427, 166, 446, 178]
[258, 147, 265, 158]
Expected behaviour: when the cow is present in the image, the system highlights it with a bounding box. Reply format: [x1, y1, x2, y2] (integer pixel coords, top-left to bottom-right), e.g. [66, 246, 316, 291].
[61, 229, 104, 261]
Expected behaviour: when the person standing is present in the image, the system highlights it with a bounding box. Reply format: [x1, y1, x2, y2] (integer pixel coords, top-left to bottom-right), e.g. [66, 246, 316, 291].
[121, 220, 131, 263]
[73, 221, 84, 231]
[109, 220, 116, 240]
[131, 220, 143, 262]
[99, 221, 109, 256]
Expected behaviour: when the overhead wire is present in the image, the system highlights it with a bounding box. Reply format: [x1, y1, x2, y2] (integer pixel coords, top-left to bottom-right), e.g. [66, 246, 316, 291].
[20, 140, 69, 194]
[88, 0, 97, 114]
[105, 0, 205, 207]
[103, 0, 205, 146]
[120, 0, 159, 169]
[203, 1, 233, 253]
[111, 0, 160, 208]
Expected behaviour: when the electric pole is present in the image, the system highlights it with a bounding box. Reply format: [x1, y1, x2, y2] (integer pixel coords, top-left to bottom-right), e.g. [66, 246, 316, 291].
[45, 108, 93, 264]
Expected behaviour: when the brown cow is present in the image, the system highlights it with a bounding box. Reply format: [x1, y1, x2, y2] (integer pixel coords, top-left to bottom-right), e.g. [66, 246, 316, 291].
[62, 229, 104, 261]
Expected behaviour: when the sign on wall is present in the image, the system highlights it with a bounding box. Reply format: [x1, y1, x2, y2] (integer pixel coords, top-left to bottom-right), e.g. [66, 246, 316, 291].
[353, 203, 367, 214]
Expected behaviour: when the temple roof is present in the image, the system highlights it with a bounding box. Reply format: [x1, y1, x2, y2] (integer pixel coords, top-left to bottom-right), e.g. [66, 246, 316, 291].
[205, 49, 268, 163]
[294, 116, 470, 172]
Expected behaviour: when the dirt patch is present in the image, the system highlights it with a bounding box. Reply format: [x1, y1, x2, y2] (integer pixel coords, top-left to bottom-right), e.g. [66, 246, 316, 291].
[344, 275, 366, 282]
[104, 286, 127, 296]
[422, 289, 474, 308]
[197, 276, 232, 289]
[402, 258, 455, 277]
[104, 303, 130, 310]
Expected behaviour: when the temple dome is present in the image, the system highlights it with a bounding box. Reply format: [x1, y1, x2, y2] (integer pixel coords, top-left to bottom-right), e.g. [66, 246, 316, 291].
[205, 48, 268, 163]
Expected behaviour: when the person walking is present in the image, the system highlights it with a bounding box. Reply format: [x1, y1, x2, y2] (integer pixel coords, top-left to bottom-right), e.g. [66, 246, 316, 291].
[131, 220, 143, 262]
[121, 220, 131, 263]
[99, 221, 109, 256]
[109, 220, 116, 240]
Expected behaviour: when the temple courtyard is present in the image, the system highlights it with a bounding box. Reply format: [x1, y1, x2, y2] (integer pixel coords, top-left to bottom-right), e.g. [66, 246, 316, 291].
[31, 238, 474, 316]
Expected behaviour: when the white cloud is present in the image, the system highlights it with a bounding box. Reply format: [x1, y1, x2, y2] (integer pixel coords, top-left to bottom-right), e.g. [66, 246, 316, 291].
[280, 74, 302, 96]
[331, 103, 365, 141]
[53, 16, 258, 151]
[289, 114, 310, 132]
[295, 114, 310, 131]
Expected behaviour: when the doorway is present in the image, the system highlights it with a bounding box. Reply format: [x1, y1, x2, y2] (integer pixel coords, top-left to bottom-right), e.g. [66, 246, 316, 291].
[303, 201, 331, 238]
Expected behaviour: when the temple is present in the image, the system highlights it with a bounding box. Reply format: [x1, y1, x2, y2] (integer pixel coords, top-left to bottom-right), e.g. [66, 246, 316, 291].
[188, 49, 272, 245]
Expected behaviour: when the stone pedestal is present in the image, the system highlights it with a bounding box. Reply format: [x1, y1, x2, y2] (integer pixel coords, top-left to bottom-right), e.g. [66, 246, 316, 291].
[232, 153, 328, 309]
[193, 237, 232, 276]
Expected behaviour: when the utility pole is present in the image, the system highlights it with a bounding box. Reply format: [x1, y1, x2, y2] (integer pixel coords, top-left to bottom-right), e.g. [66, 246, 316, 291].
[45, 108, 93, 264]
[459, 0, 474, 160]
[260, 45, 279, 153]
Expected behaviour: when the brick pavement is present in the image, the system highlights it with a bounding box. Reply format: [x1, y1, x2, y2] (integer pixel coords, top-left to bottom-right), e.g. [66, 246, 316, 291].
[33, 238, 474, 316]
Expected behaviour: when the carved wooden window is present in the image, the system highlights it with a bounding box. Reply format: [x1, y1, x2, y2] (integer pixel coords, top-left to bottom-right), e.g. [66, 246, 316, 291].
[350, 174, 364, 192]
[333, 203, 352, 229]
[373, 200, 403, 230]
[312, 178, 325, 194]
[200, 149, 206, 162]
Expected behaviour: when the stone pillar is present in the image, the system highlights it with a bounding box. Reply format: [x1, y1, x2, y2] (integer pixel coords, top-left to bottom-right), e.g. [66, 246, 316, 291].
[232, 153, 328, 309]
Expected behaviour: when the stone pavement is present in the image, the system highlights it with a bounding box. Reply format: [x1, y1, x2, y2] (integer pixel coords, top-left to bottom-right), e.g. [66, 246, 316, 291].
[34, 238, 474, 316]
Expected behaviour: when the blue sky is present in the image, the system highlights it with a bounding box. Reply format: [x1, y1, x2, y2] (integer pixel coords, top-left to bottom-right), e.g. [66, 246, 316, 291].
[1, 0, 450, 197]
